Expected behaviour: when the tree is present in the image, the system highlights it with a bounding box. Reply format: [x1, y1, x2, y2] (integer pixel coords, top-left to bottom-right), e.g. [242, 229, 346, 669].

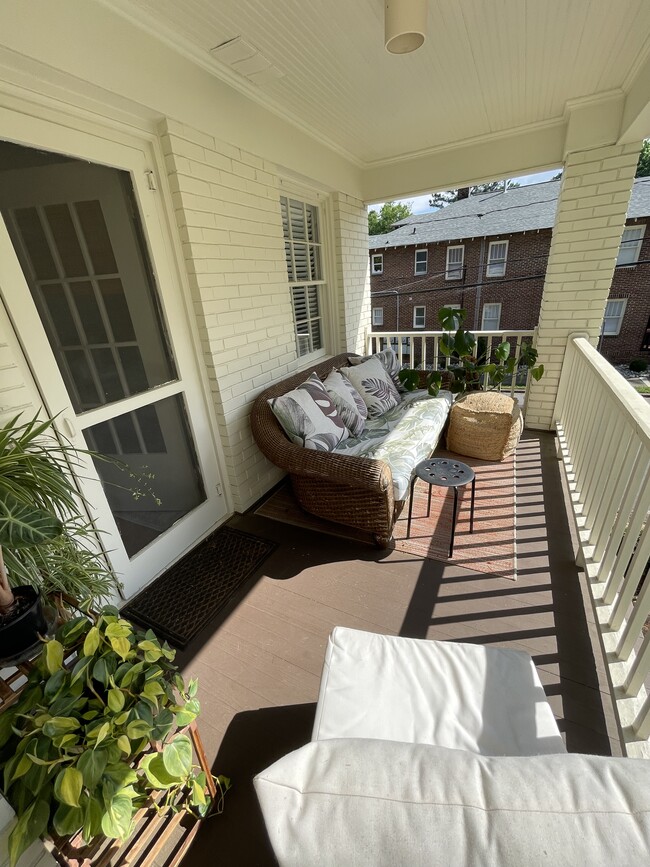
[368, 201, 413, 235]
[636, 140, 650, 178]
[428, 179, 520, 209]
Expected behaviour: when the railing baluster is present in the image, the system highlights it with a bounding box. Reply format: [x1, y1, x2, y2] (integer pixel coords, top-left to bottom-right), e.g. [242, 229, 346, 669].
[589, 426, 634, 558]
[608, 509, 650, 633]
[616, 523, 650, 661]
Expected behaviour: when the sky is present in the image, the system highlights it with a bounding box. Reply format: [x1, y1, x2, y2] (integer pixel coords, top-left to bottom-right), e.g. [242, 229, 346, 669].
[369, 169, 560, 215]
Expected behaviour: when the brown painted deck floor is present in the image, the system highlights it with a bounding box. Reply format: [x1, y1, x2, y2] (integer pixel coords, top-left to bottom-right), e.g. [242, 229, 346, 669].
[178, 431, 621, 866]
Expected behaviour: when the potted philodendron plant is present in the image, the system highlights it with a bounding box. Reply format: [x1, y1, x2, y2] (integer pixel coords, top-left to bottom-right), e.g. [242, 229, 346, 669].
[0, 608, 229, 866]
[0, 414, 119, 660]
[398, 306, 545, 396]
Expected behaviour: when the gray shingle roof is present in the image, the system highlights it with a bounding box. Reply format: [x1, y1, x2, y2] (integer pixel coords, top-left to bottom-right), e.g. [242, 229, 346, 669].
[369, 177, 650, 250]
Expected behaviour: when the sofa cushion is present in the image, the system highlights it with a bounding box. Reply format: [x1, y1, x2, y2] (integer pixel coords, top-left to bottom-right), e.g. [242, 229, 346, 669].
[254, 738, 650, 867]
[312, 627, 566, 755]
[322, 368, 367, 436]
[349, 346, 405, 392]
[333, 390, 453, 500]
[341, 356, 400, 417]
[268, 373, 348, 451]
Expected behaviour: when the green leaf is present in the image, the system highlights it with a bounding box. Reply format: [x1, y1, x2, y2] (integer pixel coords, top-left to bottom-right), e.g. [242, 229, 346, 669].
[54, 766, 83, 807]
[110, 636, 131, 660]
[53, 802, 84, 837]
[140, 753, 181, 789]
[77, 748, 107, 790]
[107, 689, 125, 713]
[42, 716, 79, 738]
[83, 626, 101, 657]
[7, 799, 49, 867]
[454, 327, 476, 358]
[494, 341, 511, 363]
[143, 681, 164, 699]
[55, 616, 91, 647]
[175, 699, 200, 728]
[101, 794, 133, 840]
[187, 679, 198, 699]
[53, 733, 79, 750]
[117, 735, 131, 755]
[438, 306, 465, 331]
[0, 492, 63, 549]
[397, 368, 419, 392]
[191, 777, 207, 807]
[94, 722, 110, 746]
[439, 333, 454, 357]
[71, 655, 92, 684]
[531, 364, 545, 382]
[44, 669, 66, 702]
[92, 657, 109, 687]
[126, 719, 151, 740]
[162, 734, 192, 778]
[102, 763, 138, 795]
[151, 708, 174, 742]
[83, 797, 103, 844]
[45, 640, 64, 675]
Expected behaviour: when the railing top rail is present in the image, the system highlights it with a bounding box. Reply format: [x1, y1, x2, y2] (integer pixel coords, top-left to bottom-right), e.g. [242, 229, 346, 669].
[370, 330, 535, 337]
[569, 336, 650, 447]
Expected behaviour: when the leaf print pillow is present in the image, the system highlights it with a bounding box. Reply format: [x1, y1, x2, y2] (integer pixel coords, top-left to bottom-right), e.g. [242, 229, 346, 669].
[342, 357, 400, 418]
[268, 373, 349, 451]
[323, 369, 367, 437]
[349, 347, 405, 392]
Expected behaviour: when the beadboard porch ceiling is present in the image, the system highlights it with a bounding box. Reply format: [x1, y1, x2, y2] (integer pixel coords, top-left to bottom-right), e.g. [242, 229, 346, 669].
[104, 0, 650, 165]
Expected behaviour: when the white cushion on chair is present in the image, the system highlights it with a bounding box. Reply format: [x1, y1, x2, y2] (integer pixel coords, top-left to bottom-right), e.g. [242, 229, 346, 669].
[312, 627, 566, 755]
[254, 738, 650, 867]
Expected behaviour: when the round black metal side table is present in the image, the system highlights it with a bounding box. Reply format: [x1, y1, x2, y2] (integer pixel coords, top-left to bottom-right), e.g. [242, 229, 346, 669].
[406, 458, 476, 557]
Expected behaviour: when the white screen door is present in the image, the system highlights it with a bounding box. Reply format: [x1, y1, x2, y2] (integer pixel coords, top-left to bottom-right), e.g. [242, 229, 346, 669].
[0, 143, 227, 600]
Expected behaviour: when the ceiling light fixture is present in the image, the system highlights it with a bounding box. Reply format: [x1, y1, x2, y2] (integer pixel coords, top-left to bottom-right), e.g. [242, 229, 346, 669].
[385, 0, 427, 54]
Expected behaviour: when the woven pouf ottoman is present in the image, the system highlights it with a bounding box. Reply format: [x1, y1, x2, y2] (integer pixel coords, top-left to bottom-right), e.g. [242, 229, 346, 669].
[446, 392, 522, 461]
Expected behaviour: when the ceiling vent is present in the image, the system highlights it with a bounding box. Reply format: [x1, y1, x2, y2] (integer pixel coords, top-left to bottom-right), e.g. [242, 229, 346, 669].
[210, 37, 284, 85]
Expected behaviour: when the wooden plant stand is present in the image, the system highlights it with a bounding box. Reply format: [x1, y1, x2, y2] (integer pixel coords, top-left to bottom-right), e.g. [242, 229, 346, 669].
[0, 643, 217, 867]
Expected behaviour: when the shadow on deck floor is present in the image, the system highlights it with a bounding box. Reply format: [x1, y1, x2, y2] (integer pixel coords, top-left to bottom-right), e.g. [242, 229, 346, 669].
[177, 431, 619, 866]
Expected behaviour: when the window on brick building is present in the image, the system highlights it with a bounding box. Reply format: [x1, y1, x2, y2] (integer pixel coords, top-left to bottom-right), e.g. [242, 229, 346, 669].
[372, 307, 384, 326]
[617, 226, 645, 266]
[486, 240, 509, 277]
[446, 245, 464, 280]
[413, 306, 426, 328]
[281, 195, 325, 357]
[414, 249, 428, 275]
[481, 302, 501, 331]
[602, 298, 627, 336]
[371, 253, 383, 274]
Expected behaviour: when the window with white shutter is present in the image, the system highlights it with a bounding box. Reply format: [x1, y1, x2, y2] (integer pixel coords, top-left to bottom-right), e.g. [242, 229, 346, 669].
[413, 306, 426, 328]
[616, 226, 645, 266]
[372, 307, 384, 326]
[486, 240, 508, 277]
[446, 245, 464, 280]
[281, 195, 325, 357]
[602, 299, 627, 336]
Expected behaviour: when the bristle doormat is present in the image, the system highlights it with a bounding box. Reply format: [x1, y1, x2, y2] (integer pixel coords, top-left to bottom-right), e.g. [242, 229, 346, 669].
[122, 526, 276, 648]
[392, 449, 516, 580]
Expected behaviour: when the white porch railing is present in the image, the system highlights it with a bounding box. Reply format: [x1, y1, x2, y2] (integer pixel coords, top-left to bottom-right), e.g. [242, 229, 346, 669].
[555, 336, 650, 759]
[367, 329, 536, 402]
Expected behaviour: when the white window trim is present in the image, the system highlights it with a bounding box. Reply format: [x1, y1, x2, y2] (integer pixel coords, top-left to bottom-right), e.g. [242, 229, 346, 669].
[486, 240, 509, 278]
[372, 307, 384, 326]
[602, 298, 627, 337]
[414, 249, 428, 275]
[371, 253, 383, 275]
[413, 305, 426, 328]
[616, 225, 645, 267]
[446, 245, 464, 280]
[481, 302, 502, 331]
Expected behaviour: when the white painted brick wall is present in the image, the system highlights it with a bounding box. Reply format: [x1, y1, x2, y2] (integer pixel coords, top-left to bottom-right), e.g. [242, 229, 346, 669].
[526, 142, 641, 430]
[332, 193, 372, 354]
[160, 121, 371, 510]
[0, 795, 56, 867]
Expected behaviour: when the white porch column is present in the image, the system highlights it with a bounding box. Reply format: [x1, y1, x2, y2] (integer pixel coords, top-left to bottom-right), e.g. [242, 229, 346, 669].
[331, 193, 372, 355]
[526, 142, 642, 430]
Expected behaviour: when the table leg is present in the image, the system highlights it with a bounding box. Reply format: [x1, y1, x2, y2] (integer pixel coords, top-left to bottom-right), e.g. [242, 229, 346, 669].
[406, 475, 417, 539]
[470, 477, 476, 534]
[450, 486, 459, 558]
[427, 480, 432, 518]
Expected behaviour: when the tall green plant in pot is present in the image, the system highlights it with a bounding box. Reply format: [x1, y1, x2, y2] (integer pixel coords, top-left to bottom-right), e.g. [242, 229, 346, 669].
[0, 608, 229, 866]
[0, 414, 119, 659]
[398, 307, 545, 396]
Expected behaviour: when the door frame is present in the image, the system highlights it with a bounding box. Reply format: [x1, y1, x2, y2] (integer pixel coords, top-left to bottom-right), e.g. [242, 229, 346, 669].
[0, 89, 233, 592]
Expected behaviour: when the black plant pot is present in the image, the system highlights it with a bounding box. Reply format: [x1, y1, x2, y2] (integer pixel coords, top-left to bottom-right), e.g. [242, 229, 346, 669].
[0, 585, 48, 662]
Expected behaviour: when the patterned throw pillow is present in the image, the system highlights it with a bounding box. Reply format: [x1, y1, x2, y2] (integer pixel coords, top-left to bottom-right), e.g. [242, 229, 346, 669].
[268, 373, 349, 451]
[322, 369, 368, 437]
[341, 356, 400, 418]
[349, 347, 404, 392]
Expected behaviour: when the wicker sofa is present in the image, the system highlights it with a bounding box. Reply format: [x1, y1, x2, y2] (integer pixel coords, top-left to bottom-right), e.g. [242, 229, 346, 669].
[250, 353, 451, 546]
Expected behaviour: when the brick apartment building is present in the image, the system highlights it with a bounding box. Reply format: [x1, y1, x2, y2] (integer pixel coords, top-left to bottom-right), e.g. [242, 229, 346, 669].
[369, 179, 650, 364]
